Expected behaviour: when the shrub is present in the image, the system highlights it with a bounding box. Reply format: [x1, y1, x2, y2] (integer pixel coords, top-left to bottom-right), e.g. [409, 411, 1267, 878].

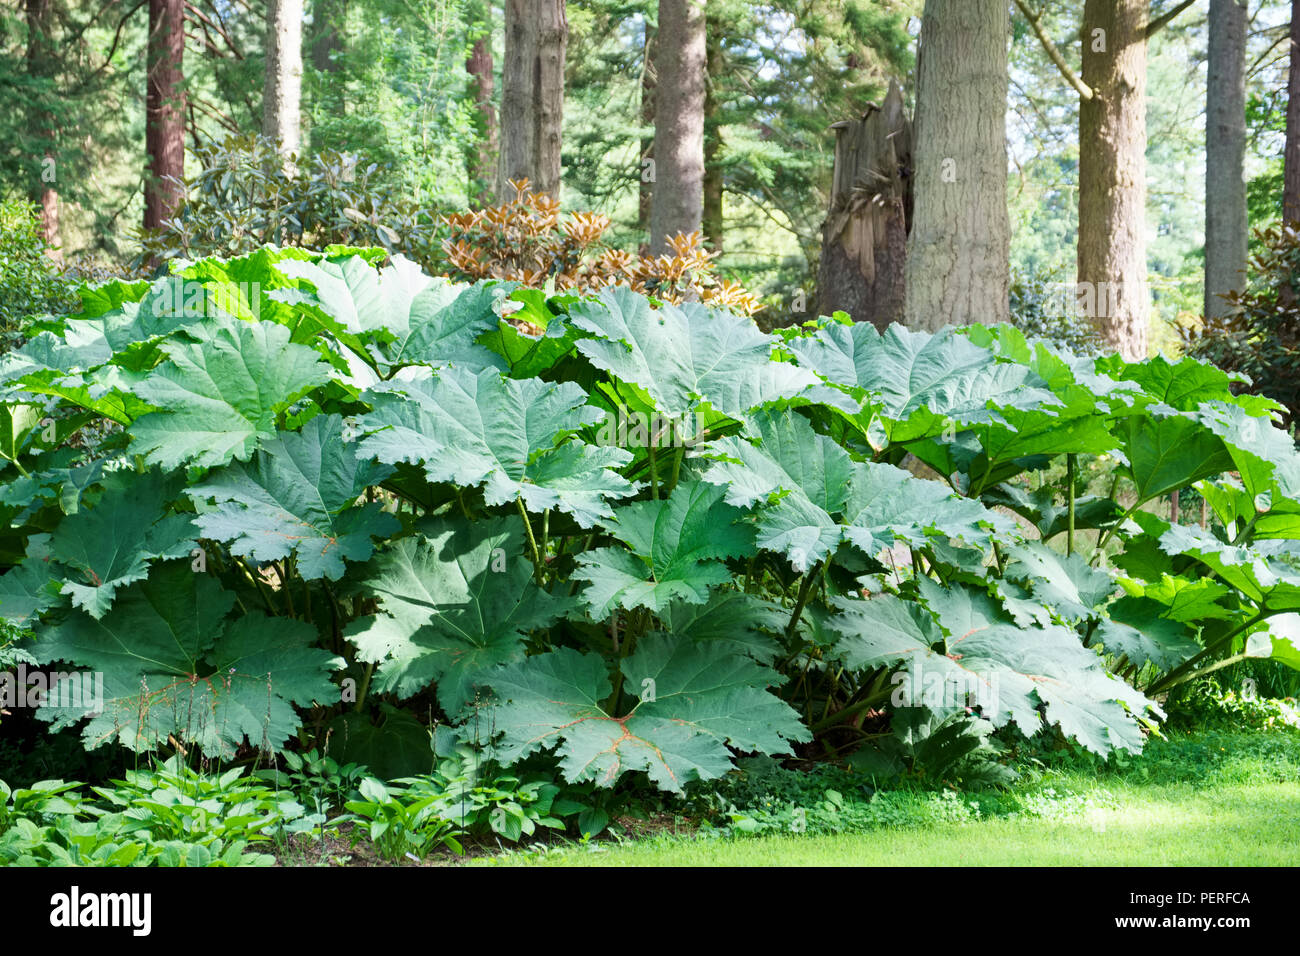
[136, 134, 443, 269]
[1, 246, 1299, 800]
[1183, 221, 1300, 424]
[0, 199, 79, 347]
[442, 179, 761, 316]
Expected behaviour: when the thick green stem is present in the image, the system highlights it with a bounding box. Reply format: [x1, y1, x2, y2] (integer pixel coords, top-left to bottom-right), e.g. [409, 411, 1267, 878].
[354, 661, 374, 713]
[647, 441, 659, 500]
[516, 498, 545, 584]
[1148, 611, 1273, 695]
[785, 561, 823, 638]
[1066, 453, 1076, 556]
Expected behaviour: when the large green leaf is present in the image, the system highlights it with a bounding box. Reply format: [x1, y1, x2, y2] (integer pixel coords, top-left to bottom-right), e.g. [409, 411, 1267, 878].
[31, 562, 341, 756]
[47, 469, 197, 618]
[840, 462, 1012, 558]
[565, 286, 823, 420]
[187, 415, 397, 580]
[483, 635, 809, 792]
[830, 578, 1153, 755]
[702, 407, 851, 571]
[344, 517, 573, 715]
[789, 323, 1057, 440]
[359, 365, 635, 525]
[1118, 408, 1235, 503]
[129, 318, 334, 469]
[575, 480, 755, 616]
[276, 256, 508, 373]
[1002, 541, 1116, 622]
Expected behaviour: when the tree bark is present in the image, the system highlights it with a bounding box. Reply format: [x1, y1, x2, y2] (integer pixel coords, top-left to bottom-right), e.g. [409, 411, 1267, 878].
[817, 81, 912, 330]
[1078, 0, 1148, 360]
[649, 0, 707, 255]
[312, 0, 344, 74]
[1286, 0, 1300, 223]
[1205, 0, 1248, 321]
[466, 1, 498, 205]
[25, 0, 60, 257]
[639, 18, 655, 240]
[904, 0, 1009, 330]
[144, 0, 186, 233]
[264, 0, 304, 159]
[702, 12, 723, 251]
[499, 0, 536, 197]
[533, 0, 567, 200]
[498, 0, 566, 200]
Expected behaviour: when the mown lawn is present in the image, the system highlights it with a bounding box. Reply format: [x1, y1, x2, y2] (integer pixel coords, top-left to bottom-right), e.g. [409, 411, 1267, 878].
[471, 728, 1300, 867]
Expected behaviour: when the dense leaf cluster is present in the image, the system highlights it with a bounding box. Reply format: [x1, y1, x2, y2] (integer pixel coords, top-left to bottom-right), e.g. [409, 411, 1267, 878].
[2, 246, 1299, 793]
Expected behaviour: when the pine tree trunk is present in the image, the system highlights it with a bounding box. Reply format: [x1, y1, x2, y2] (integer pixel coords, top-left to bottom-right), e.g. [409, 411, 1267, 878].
[1285, 0, 1300, 223]
[312, 0, 344, 74]
[25, 0, 60, 257]
[1205, 0, 1248, 321]
[702, 13, 723, 252]
[499, 0, 537, 196]
[144, 0, 186, 233]
[904, 0, 1009, 330]
[1078, 0, 1148, 360]
[466, 1, 498, 205]
[533, 0, 567, 200]
[818, 81, 912, 331]
[649, 0, 706, 255]
[639, 18, 655, 242]
[263, 0, 303, 159]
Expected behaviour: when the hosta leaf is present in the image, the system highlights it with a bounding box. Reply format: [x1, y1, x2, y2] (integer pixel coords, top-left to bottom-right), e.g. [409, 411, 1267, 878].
[483, 635, 808, 792]
[575, 480, 755, 616]
[187, 415, 397, 580]
[129, 318, 333, 468]
[31, 562, 340, 756]
[359, 365, 635, 526]
[566, 286, 822, 420]
[344, 517, 573, 715]
[48, 469, 197, 618]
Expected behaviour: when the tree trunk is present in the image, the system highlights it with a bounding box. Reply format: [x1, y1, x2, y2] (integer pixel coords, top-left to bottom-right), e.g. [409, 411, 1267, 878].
[702, 12, 723, 252]
[25, 0, 60, 257]
[466, 1, 498, 205]
[312, 0, 344, 74]
[264, 0, 304, 159]
[1286, 0, 1300, 223]
[144, 0, 186, 233]
[533, 0, 567, 200]
[639, 18, 655, 242]
[499, 0, 537, 197]
[1078, 0, 1148, 360]
[904, 0, 1009, 330]
[649, 0, 706, 255]
[817, 81, 912, 330]
[1205, 0, 1248, 321]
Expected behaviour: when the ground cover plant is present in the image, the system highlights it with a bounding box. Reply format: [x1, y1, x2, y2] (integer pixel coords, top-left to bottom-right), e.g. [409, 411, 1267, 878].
[2, 245, 1300, 816]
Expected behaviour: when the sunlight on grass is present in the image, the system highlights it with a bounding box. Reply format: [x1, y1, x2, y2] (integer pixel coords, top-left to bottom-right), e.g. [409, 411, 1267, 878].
[475, 781, 1300, 867]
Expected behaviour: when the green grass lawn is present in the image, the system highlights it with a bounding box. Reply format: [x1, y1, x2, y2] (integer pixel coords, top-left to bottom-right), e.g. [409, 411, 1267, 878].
[471, 728, 1300, 867]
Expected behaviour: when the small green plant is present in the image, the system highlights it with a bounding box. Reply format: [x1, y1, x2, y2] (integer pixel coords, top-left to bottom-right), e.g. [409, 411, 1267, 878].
[342, 777, 464, 862]
[257, 748, 367, 817]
